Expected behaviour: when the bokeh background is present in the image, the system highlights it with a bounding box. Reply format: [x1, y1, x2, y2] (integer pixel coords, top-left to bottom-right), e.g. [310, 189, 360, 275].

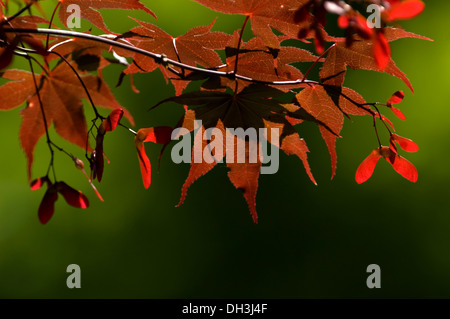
[0, 0, 447, 298]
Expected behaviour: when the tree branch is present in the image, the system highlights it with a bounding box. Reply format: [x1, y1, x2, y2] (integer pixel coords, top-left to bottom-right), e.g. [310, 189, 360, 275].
[3, 27, 319, 87]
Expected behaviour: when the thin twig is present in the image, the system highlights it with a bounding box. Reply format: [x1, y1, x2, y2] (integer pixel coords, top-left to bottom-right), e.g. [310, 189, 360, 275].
[373, 115, 382, 148]
[45, 1, 61, 51]
[302, 43, 335, 83]
[234, 15, 250, 75]
[28, 57, 56, 178]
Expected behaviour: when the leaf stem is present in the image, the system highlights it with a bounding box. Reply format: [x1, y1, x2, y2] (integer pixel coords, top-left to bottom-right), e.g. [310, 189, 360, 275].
[233, 15, 250, 93]
[373, 116, 382, 148]
[302, 43, 335, 83]
[50, 141, 74, 159]
[119, 123, 137, 135]
[45, 1, 61, 51]
[234, 15, 250, 75]
[372, 104, 393, 135]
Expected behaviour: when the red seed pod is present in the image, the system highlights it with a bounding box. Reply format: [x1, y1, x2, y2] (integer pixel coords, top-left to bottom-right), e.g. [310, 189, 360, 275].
[391, 134, 419, 152]
[56, 182, 89, 209]
[387, 91, 405, 106]
[355, 148, 383, 184]
[135, 126, 174, 189]
[30, 176, 49, 191]
[355, 146, 418, 184]
[102, 108, 124, 133]
[38, 186, 58, 225]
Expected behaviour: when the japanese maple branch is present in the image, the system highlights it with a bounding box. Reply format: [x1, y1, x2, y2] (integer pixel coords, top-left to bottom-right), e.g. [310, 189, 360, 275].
[6, 28, 388, 132]
[3, 28, 319, 86]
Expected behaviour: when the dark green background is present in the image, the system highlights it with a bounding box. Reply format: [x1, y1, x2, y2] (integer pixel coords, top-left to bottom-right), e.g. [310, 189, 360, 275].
[0, 0, 446, 298]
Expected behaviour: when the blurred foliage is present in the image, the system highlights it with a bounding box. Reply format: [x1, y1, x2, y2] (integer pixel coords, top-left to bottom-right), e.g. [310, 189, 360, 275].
[0, 0, 446, 298]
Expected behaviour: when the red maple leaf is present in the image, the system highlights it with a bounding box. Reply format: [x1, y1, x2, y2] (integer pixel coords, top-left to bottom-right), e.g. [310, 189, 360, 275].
[384, 0, 425, 22]
[154, 84, 316, 222]
[386, 90, 406, 120]
[389, 132, 419, 155]
[124, 19, 231, 95]
[0, 62, 133, 180]
[337, 1, 425, 69]
[355, 146, 418, 184]
[218, 33, 318, 91]
[294, 85, 370, 178]
[320, 28, 431, 92]
[192, 0, 312, 49]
